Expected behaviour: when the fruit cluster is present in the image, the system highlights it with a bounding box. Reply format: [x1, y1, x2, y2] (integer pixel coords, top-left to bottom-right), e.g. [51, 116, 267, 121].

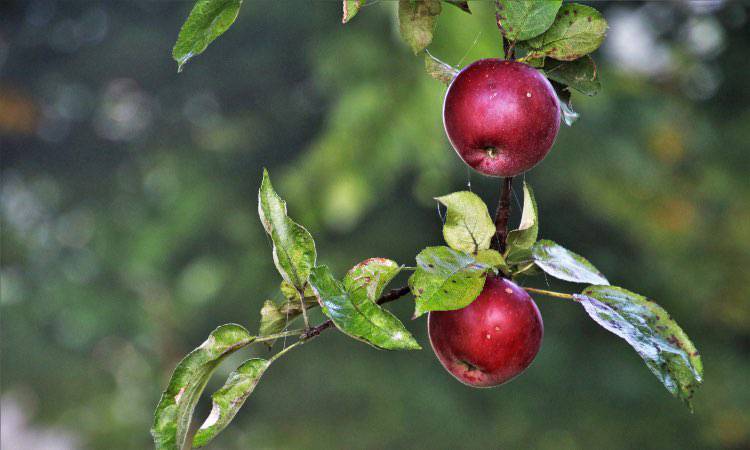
[430, 58, 560, 387]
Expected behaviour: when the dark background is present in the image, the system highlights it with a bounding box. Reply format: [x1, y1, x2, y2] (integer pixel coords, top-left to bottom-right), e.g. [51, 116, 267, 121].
[1, 1, 749, 448]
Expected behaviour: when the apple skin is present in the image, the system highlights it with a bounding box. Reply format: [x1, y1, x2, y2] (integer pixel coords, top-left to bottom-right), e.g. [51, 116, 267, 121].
[443, 59, 560, 177]
[428, 276, 543, 388]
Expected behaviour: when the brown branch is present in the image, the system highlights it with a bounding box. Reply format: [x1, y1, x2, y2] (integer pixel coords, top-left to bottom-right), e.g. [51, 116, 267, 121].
[300, 286, 411, 341]
[491, 177, 513, 253]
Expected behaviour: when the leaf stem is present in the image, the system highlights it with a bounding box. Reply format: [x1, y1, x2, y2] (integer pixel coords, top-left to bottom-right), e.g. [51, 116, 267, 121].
[492, 177, 514, 254]
[255, 329, 306, 343]
[268, 339, 304, 364]
[524, 287, 574, 300]
[298, 284, 310, 329]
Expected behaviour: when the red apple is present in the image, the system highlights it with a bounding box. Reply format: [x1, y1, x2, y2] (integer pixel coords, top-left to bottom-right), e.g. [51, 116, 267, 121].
[443, 59, 560, 177]
[428, 276, 543, 387]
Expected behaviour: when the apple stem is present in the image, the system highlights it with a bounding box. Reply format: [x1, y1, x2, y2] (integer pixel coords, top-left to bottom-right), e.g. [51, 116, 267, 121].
[492, 176, 514, 254]
[524, 287, 575, 300]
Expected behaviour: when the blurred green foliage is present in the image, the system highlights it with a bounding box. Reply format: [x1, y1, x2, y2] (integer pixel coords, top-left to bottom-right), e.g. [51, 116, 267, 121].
[1, 1, 749, 449]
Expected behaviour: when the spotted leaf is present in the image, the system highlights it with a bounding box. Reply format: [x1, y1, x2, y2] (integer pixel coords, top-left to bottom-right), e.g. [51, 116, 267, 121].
[151, 324, 254, 449]
[410, 246, 490, 318]
[575, 286, 703, 409]
[309, 263, 420, 350]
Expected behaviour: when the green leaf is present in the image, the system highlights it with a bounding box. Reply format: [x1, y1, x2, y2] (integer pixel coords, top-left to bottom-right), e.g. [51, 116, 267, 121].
[409, 246, 489, 318]
[575, 286, 703, 409]
[259, 283, 318, 348]
[258, 169, 317, 290]
[511, 261, 541, 280]
[521, 3, 608, 61]
[505, 181, 538, 254]
[424, 51, 458, 85]
[531, 239, 609, 285]
[436, 191, 495, 254]
[193, 358, 270, 447]
[258, 300, 286, 344]
[342, 0, 365, 24]
[543, 57, 601, 96]
[151, 324, 254, 450]
[280, 280, 315, 303]
[444, 0, 470, 14]
[343, 258, 401, 302]
[172, 0, 244, 72]
[474, 249, 506, 270]
[309, 263, 421, 350]
[506, 247, 532, 265]
[551, 81, 580, 126]
[398, 0, 442, 54]
[495, 0, 562, 41]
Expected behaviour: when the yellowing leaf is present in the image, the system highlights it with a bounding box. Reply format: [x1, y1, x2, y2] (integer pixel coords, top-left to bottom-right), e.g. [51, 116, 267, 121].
[436, 191, 495, 254]
[398, 0, 442, 54]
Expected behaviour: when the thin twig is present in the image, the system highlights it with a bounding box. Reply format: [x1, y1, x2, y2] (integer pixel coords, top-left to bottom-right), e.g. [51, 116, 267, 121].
[492, 177, 514, 253]
[524, 287, 575, 300]
[255, 329, 307, 343]
[268, 339, 304, 363]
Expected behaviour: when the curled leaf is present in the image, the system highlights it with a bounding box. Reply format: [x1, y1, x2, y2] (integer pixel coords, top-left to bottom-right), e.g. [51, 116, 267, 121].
[425, 51, 459, 85]
[151, 324, 254, 449]
[258, 169, 317, 290]
[505, 181, 538, 255]
[192, 358, 270, 447]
